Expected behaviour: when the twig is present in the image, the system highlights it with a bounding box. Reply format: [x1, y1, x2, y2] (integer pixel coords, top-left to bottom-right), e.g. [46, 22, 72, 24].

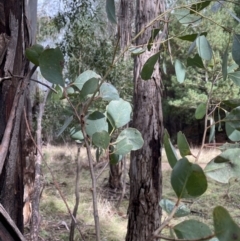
[23, 109, 85, 240]
[69, 144, 85, 241]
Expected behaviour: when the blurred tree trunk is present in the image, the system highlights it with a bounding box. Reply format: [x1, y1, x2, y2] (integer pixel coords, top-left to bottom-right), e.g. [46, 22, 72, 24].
[108, 1, 134, 190]
[126, 0, 166, 240]
[0, 0, 37, 238]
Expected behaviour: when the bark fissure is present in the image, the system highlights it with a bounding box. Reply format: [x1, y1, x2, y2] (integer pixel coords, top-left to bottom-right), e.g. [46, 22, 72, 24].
[126, 1, 164, 240]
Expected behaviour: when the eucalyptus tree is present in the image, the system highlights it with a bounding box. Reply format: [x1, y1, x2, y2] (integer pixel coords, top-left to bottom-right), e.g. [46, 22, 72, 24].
[126, 0, 167, 240]
[0, 0, 37, 239]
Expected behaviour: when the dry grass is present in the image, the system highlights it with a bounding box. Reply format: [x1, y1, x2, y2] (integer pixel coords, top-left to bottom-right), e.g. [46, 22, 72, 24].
[25, 144, 240, 240]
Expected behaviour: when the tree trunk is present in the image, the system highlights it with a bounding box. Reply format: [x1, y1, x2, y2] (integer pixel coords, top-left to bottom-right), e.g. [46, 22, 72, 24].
[126, 1, 165, 240]
[0, 0, 37, 237]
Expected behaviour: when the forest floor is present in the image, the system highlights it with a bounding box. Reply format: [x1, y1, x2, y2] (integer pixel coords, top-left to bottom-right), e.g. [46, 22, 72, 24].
[24, 145, 240, 241]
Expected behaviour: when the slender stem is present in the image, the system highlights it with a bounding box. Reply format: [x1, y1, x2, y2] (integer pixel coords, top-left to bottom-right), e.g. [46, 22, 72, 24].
[23, 109, 85, 240]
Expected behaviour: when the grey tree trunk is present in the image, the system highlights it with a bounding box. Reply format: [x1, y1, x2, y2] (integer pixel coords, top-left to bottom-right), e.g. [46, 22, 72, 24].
[0, 0, 37, 238]
[126, 1, 165, 240]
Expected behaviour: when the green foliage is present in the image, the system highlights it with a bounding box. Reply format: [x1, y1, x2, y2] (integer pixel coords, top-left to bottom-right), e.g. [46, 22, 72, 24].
[106, 0, 117, 24]
[163, 130, 178, 168]
[39, 47, 64, 86]
[160, 198, 190, 217]
[213, 206, 240, 241]
[141, 52, 160, 80]
[174, 220, 212, 239]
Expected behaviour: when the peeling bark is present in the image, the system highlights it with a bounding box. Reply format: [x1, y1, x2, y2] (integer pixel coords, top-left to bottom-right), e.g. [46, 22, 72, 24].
[0, 0, 37, 238]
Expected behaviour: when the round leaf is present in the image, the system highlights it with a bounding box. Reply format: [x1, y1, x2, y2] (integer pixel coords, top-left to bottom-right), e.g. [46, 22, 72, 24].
[205, 148, 240, 183]
[92, 131, 110, 150]
[114, 128, 144, 155]
[73, 70, 101, 91]
[80, 78, 99, 99]
[106, 99, 132, 128]
[213, 206, 240, 241]
[196, 35, 213, 60]
[174, 220, 212, 239]
[171, 158, 207, 198]
[26, 44, 44, 66]
[85, 111, 108, 137]
[224, 107, 240, 131]
[160, 199, 190, 217]
[228, 72, 240, 86]
[175, 59, 186, 83]
[226, 122, 240, 141]
[39, 47, 64, 86]
[109, 153, 122, 165]
[100, 82, 119, 101]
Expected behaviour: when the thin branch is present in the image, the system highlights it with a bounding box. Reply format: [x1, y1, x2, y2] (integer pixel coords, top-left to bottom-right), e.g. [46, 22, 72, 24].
[23, 109, 85, 240]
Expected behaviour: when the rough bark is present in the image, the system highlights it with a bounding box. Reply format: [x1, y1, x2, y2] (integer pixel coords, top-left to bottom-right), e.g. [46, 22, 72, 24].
[126, 1, 164, 240]
[0, 0, 37, 237]
[118, 0, 134, 50]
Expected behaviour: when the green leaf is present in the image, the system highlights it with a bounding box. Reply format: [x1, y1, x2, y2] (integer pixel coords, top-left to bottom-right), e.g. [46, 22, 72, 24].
[174, 220, 212, 239]
[80, 78, 99, 99]
[190, 1, 211, 13]
[140, 51, 160, 80]
[228, 63, 239, 74]
[171, 158, 207, 198]
[195, 103, 206, 119]
[92, 131, 110, 149]
[222, 99, 240, 109]
[226, 122, 240, 141]
[129, 47, 146, 56]
[85, 111, 108, 137]
[39, 47, 64, 86]
[178, 32, 207, 42]
[196, 35, 213, 60]
[26, 44, 44, 66]
[228, 72, 240, 86]
[232, 34, 240, 65]
[73, 70, 101, 91]
[147, 28, 161, 51]
[219, 143, 240, 152]
[186, 164, 208, 197]
[57, 116, 73, 137]
[175, 59, 185, 83]
[70, 127, 84, 141]
[205, 149, 240, 183]
[213, 206, 240, 241]
[100, 82, 119, 101]
[224, 107, 240, 131]
[67, 87, 75, 95]
[160, 199, 190, 217]
[173, 9, 201, 26]
[106, 0, 117, 24]
[222, 46, 229, 81]
[177, 132, 192, 157]
[187, 54, 205, 68]
[48, 85, 63, 102]
[163, 130, 178, 168]
[109, 152, 122, 165]
[114, 128, 144, 155]
[106, 99, 132, 128]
